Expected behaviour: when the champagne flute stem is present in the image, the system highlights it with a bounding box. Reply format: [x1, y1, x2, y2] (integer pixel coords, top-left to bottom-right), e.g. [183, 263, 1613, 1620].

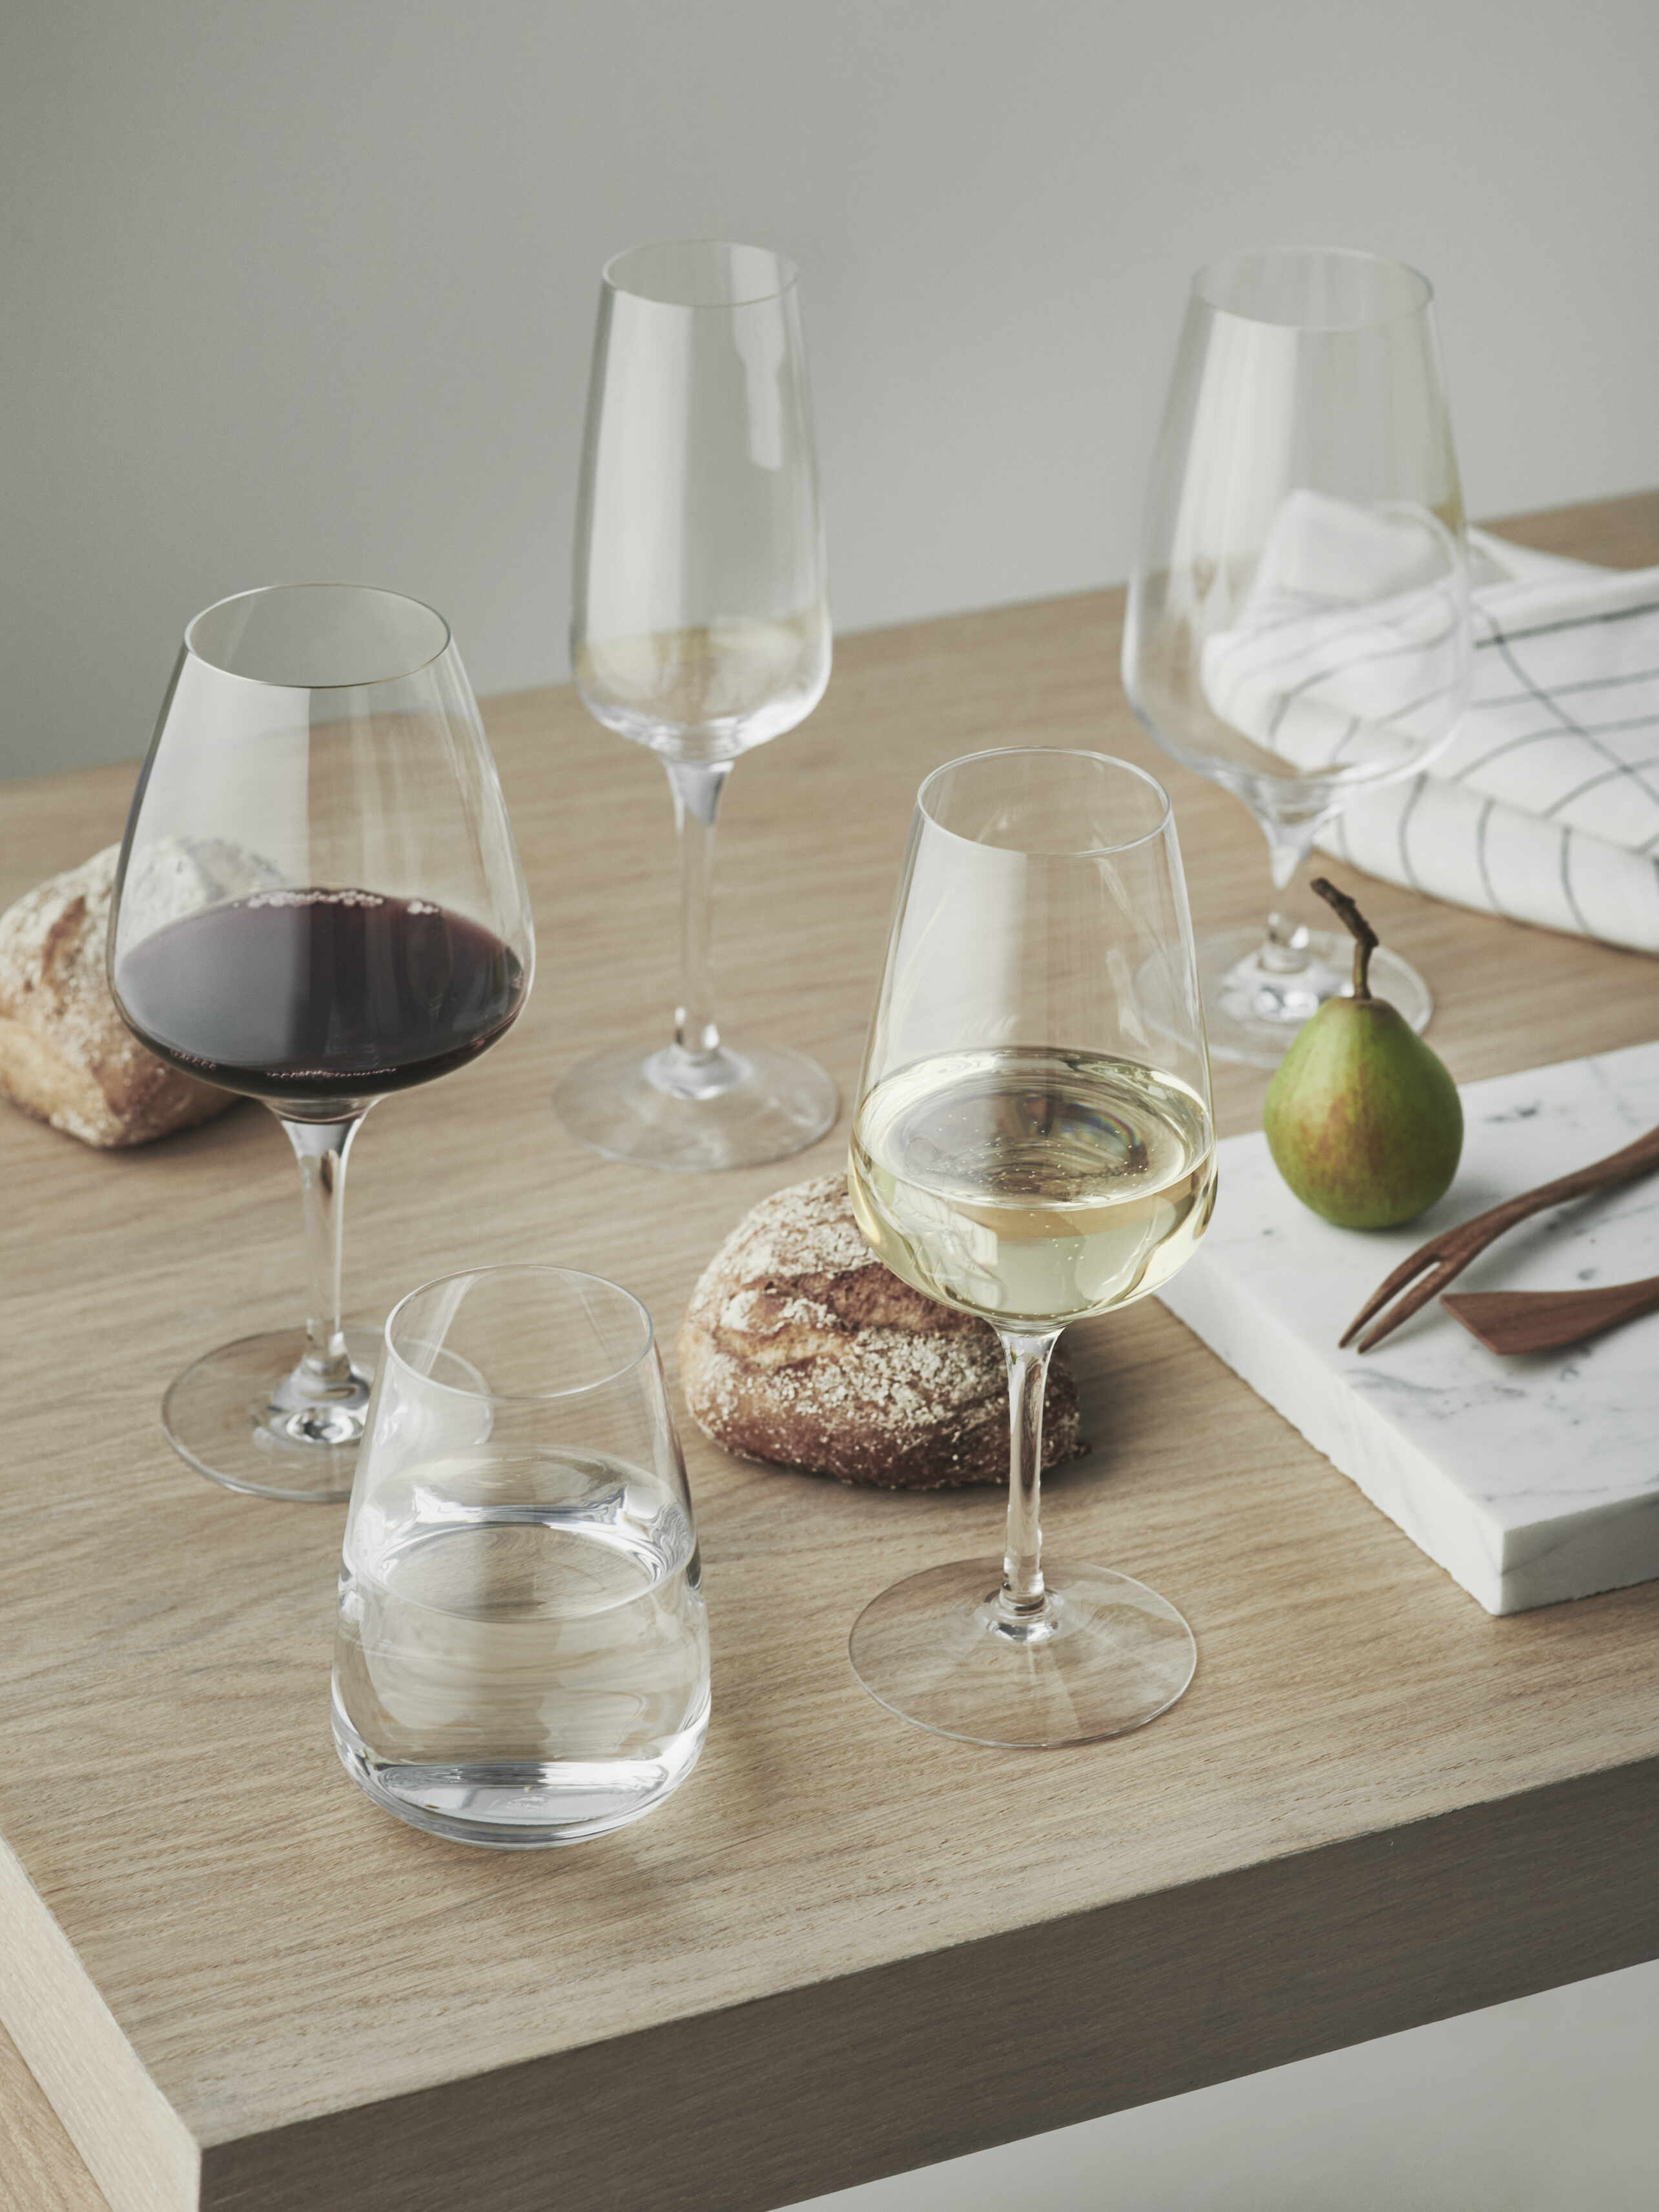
[280, 1111, 368, 1388]
[665, 758, 733, 1063]
[998, 1328, 1062, 1619]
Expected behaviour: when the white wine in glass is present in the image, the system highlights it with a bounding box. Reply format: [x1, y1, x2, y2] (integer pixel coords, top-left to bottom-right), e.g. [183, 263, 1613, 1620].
[847, 749, 1216, 1748]
[851, 1048, 1213, 1327]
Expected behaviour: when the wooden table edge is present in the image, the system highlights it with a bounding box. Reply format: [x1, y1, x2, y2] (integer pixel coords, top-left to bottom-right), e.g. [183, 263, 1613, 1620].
[0, 1834, 196, 2210]
[122, 1752, 1659, 2211]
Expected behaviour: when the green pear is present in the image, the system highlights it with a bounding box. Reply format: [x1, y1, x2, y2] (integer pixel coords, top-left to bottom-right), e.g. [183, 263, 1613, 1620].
[1263, 880, 1462, 1230]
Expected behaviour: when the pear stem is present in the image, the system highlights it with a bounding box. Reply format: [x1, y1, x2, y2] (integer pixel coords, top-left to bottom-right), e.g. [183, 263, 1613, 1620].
[1310, 877, 1379, 1000]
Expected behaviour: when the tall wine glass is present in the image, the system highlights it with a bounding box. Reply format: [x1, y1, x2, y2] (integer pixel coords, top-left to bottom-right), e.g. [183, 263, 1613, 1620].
[847, 749, 1216, 1747]
[108, 584, 534, 1502]
[1123, 247, 1471, 1068]
[553, 239, 837, 1172]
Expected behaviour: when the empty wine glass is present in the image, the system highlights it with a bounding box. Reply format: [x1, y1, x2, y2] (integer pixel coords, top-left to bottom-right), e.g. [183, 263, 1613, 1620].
[553, 238, 837, 1172]
[847, 749, 1216, 1747]
[333, 1265, 710, 1848]
[108, 584, 534, 1502]
[1123, 247, 1471, 1068]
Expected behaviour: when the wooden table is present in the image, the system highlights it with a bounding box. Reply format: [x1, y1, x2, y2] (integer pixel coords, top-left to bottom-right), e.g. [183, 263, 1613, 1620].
[3, 493, 1658, 2212]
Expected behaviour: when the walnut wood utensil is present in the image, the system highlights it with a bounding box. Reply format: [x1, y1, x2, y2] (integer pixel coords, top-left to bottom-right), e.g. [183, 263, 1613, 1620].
[1441, 1272, 1659, 1356]
[1339, 1120, 1659, 1353]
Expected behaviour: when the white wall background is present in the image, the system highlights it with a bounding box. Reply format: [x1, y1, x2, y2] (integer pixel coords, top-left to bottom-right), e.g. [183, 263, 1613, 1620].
[8, 2, 1659, 2201]
[5, 0, 1658, 781]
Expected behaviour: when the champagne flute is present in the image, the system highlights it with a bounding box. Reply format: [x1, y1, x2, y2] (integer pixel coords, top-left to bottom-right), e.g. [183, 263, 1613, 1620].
[847, 749, 1215, 1746]
[553, 238, 838, 1172]
[108, 584, 534, 1502]
[1123, 247, 1470, 1068]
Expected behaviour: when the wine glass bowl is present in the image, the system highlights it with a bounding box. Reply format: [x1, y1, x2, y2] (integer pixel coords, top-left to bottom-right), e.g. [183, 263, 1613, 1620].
[553, 239, 838, 1172]
[1123, 247, 1471, 1067]
[108, 584, 534, 1501]
[846, 749, 1216, 1747]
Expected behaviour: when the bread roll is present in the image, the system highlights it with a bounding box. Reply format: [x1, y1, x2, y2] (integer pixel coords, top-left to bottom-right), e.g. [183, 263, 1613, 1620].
[677, 1174, 1085, 1488]
[0, 845, 236, 1148]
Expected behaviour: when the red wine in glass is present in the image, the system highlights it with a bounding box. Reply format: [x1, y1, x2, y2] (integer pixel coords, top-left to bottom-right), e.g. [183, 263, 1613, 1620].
[114, 890, 526, 1104]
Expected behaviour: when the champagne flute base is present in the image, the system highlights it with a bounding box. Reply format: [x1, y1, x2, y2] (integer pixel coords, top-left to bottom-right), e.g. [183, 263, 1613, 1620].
[553, 1040, 838, 1172]
[161, 1321, 384, 1502]
[849, 1558, 1196, 1747]
[1198, 923, 1432, 1069]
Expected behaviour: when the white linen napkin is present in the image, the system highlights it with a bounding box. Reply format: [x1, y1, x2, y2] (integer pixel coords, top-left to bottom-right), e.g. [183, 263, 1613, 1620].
[1317, 530, 1659, 955]
[1198, 496, 1470, 783]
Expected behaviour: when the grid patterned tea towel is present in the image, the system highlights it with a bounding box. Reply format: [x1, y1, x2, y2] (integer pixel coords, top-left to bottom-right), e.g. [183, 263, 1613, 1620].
[1319, 534, 1659, 955]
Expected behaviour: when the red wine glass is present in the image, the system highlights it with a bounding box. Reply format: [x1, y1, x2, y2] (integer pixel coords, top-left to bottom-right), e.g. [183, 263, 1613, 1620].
[108, 584, 535, 1502]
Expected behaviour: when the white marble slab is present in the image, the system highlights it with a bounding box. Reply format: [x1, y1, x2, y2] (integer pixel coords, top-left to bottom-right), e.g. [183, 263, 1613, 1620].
[1159, 1040, 1659, 1614]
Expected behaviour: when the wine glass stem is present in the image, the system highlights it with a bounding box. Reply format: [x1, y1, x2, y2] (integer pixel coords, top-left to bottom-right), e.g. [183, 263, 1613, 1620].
[665, 759, 734, 1063]
[998, 1328, 1062, 1618]
[1257, 812, 1328, 977]
[279, 1111, 369, 1387]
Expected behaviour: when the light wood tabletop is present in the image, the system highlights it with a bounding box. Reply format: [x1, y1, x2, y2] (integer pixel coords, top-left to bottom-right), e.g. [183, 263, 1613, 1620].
[3, 491, 1658, 2212]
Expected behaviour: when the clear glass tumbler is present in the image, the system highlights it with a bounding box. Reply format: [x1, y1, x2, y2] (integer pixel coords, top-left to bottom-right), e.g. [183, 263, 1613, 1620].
[332, 1265, 710, 1848]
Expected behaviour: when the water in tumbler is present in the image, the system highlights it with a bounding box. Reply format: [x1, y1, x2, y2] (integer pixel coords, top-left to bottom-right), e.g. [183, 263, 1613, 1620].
[333, 1446, 708, 1846]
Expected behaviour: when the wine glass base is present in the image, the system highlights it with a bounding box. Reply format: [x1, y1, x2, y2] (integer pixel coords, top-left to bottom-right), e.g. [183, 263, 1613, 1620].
[849, 1558, 1197, 1748]
[552, 1041, 838, 1172]
[1199, 924, 1432, 1070]
[161, 1322, 384, 1502]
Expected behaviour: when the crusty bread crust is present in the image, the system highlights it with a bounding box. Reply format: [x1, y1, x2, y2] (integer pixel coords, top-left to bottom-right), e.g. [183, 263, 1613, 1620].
[0, 845, 234, 1148]
[677, 1175, 1085, 1489]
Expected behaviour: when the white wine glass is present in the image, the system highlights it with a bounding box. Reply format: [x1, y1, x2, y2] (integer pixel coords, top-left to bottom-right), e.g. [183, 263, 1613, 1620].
[108, 585, 534, 1502]
[554, 238, 837, 1172]
[1123, 247, 1470, 1068]
[847, 749, 1217, 1747]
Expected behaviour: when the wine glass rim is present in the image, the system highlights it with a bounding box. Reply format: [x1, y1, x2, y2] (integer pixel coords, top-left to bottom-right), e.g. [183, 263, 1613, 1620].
[916, 747, 1174, 856]
[1193, 245, 1434, 329]
[382, 1263, 657, 1404]
[183, 583, 454, 690]
[602, 237, 799, 307]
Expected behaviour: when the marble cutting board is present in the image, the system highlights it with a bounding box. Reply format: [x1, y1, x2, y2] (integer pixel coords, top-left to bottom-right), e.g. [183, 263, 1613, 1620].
[1159, 1039, 1659, 1615]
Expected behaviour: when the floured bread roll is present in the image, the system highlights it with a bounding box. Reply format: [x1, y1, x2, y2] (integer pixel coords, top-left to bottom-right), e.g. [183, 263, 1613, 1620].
[677, 1174, 1085, 1489]
[0, 845, 236, 1147]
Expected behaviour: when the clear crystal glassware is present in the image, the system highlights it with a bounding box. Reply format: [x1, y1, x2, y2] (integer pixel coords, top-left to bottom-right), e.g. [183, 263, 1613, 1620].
[1123, 247, 1471, 1067]
[847, 749, 1216, 1747]
[331, 1265, 710, 1848]
[108, 585, 534, 1502]
[553, 238, 838, 1172]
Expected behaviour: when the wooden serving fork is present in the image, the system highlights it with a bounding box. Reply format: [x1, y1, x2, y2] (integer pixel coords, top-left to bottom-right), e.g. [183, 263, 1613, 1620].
[1339, 1119, 1659, 1354]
